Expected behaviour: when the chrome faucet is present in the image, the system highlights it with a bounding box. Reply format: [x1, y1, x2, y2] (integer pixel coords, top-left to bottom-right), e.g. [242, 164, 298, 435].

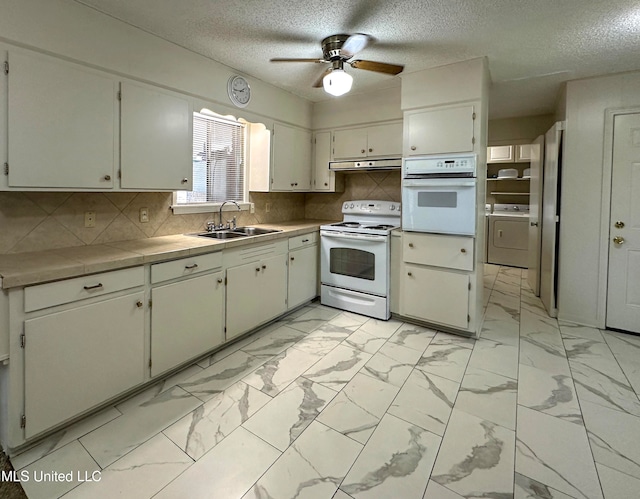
[219, 200, 241, 229]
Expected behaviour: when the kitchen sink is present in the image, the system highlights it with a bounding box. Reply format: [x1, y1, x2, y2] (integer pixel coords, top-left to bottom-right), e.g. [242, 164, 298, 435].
[195, 231, 248, 239]
[232, 227, 282, 235]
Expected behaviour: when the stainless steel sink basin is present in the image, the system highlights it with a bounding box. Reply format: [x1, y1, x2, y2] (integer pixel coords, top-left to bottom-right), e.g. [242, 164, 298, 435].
[195, 231, 248, 239]
[232, 227, 282, 235]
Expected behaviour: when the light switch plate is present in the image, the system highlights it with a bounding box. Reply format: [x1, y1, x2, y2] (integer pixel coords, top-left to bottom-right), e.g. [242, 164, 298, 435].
[139, 207, 149, 223]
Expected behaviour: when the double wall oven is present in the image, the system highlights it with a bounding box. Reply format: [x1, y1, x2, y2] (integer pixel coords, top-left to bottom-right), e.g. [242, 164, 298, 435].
[320, 201, 401, 320]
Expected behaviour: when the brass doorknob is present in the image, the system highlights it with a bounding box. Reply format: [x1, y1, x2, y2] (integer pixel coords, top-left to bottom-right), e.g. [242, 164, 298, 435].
[614, 221, 625, 229]
[613, 236, 625, 245]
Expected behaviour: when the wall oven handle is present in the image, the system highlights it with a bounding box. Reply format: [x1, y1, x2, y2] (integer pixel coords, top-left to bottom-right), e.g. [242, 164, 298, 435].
[320, 231, 387, 242]
[402, 179, 476, 187]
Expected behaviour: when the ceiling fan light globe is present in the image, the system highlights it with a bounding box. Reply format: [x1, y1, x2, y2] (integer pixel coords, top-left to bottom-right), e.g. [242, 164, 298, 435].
[323, 69, 353, 96]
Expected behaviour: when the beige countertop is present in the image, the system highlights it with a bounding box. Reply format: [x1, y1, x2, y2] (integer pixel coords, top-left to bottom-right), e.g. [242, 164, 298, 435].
[0, 220, 334, 289]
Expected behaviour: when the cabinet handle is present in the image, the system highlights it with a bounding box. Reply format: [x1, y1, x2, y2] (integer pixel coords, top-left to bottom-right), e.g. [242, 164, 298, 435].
[361, 149, 366, 154]
[408, 243, 414, 248]
[136, 300, 143, 308]
[302, 239, 309, 243]
[460, 248, 467, 253]
[83, 283, 103, 291]
[256, 267, 261, 272]
[407, 272, 412, 276]
[294, 182, 298, 186]
[181, 177, 189, 184]
[324, 182, 328, 186]
[262, 265, 267, 269]
[217, 278, 223, 283]
[103, 175, 111, 181]
[369, 148, 373, 153]
[410, 146, 417, 151]
[185, 263, 198, 270]
[290, 256, 295, 261]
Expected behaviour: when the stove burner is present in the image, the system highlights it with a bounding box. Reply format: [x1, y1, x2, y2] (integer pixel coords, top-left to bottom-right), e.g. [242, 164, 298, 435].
[334, 222, 362, 228]
[365, 224, 395, 230]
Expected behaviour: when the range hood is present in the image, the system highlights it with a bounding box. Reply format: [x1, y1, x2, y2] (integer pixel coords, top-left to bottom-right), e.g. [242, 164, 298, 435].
[329, 158, 402, 172]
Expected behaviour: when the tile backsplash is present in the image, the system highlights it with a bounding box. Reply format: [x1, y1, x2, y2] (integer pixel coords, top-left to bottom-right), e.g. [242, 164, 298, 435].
[0, 171, 401, 254]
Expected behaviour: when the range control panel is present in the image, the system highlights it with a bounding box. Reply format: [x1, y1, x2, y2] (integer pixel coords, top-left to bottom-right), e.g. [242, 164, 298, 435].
[342, 201, 401, 215]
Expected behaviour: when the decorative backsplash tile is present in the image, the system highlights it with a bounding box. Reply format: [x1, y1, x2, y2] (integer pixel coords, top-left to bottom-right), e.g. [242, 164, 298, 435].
[0, 172, 400, 254]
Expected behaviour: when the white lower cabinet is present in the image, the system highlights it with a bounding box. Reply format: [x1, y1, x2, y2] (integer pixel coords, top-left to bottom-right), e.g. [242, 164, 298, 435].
[150, 271, 225, 377]
[24, 291, 145, 438]
[226, 254, 287, 339]
[401, 265, 470, 329]
[288, 245, 318, 310]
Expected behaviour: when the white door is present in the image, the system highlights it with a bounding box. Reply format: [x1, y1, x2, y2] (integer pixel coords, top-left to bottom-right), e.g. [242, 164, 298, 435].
[540, 122, 564, 317]
[606, 113, 640, 333]
[527, 135, 545, 295]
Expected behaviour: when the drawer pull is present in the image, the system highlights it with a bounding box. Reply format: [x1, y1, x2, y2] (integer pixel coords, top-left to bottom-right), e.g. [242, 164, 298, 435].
[408, 243, 414, 248]
[256, 267, 261, 272]
[181, 177, 189, 184]
[217, 278, 223, 283]
[290, 256, 295, 261]
[83, 283, 103, 291]
[136, 300, 143, 308]
[262, 265, 267, 269]
[411, 146, 417, 151]
[185, 264, 198, 270]
[460, 248, 467, 253]
[103, 175, 111, 181]
[407, 272, 413, 276]
[302, 239, 309, 243]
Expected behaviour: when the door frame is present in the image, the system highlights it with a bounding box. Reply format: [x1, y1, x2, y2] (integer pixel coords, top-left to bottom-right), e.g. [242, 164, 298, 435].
[600, 106, 640, 328]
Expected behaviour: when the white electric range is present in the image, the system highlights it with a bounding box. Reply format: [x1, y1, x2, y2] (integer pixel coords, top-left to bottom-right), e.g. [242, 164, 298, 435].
[320, 200, 401, 320]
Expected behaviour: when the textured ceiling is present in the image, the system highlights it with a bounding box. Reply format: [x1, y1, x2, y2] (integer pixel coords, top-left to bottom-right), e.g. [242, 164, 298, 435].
[74, 0, 640, 118]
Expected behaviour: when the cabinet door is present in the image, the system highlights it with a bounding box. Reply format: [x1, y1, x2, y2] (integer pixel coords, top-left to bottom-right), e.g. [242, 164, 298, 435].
[8, 51, 117, 188]
[515, 144, 532, 162]
[151, 271, 224, 377]
[487, 145, 515, 163]
[271, 123, 295, 190]
[288, 245, 318, 309]
[226, 254, 287, 339]
[24, 292, 144, 438]
[366, 123, 403, 158]
[402, 265, 470, 329]
[313, 131, 332, 191]
[333, 128, 368, 160]
[405, 105, 475, 156]
[293, 128, 312, 190]
[120, 82, 192, 190]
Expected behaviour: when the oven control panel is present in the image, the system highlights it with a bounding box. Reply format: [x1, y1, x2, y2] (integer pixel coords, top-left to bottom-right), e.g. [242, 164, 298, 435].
[342, 201, 400, 215]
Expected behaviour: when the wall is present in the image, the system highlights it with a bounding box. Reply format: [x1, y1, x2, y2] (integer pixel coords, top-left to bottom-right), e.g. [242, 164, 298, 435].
[559, 70, 640, 327]
[305, 171, 401, 220]
[0, 191, 305, 254]
[488, 115, 555, 144]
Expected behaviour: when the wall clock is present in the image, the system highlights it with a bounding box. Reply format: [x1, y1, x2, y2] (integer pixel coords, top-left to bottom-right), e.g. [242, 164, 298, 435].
[227, 75, 251, 108]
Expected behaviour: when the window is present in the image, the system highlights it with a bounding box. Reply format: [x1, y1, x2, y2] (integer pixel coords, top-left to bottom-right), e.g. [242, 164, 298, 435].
[175, 112, 246, 206]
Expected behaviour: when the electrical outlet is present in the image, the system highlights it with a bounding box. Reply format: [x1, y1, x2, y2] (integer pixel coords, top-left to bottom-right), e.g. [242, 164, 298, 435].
[265, 202, 271, 213]
[250, 203, 255, 214]
[139, 207, 149, 223]
[84, 211, 96, 228]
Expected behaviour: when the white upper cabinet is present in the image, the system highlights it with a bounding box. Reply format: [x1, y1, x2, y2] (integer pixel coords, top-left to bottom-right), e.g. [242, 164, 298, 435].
[120, 81, 192, 190]
[7, 50, 117, 189]
[312, 131, 343, 192]
[333, 122, 402, 160]
[270, 123, 312, 191]
[404, 104, 475, 156]
[487, 144, 533, 163]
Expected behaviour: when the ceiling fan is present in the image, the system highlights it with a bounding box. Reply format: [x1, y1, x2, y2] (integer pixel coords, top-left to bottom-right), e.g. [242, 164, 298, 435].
[270, 34, 404, 96]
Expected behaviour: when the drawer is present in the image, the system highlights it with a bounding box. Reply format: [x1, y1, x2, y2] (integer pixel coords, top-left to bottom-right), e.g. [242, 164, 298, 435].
[151, 251, 222, 284]
[289, 232, 317, 250]
[25, 266, 144, 312]
[403, 232, 474, 271]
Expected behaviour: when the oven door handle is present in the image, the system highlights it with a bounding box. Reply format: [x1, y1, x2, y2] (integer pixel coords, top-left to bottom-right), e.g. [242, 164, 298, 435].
[403, 179, 476, 187]
[320, 231, 387, 242]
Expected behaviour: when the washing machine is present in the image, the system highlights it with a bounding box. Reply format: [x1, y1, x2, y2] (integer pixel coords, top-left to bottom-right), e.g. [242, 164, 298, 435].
[488, 204, 529, 268]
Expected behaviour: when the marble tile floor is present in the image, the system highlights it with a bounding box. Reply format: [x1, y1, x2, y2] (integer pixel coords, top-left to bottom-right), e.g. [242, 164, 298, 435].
[9, 264, 640, 498]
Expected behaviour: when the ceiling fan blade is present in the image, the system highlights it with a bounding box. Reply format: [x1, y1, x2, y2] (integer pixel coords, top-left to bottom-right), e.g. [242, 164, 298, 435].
[340, 33, 372, 58]
[349, 60, 404, 75]
[270, 58, 327, 63]
[313, 68, 332, 88]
